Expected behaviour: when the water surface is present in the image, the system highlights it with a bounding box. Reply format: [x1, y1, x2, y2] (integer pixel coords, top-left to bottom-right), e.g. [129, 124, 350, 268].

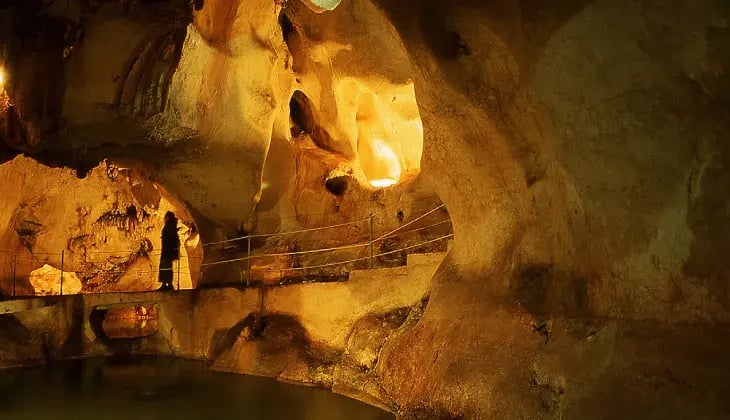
[0, 356, 393, 420]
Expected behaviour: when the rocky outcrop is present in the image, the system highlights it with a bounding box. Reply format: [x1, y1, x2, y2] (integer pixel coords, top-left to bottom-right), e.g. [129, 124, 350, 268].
[29, 264, 82, 295]
[160, 0, 432, 232]
[364, 0, 730, 416]
[2, 253, 730, 419]
[1, 0, 730, 418]
[0, 251, 445, 406]
[0, 156, 201, 295]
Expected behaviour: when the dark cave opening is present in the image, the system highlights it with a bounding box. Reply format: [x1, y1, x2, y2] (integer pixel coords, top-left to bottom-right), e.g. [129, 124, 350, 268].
[289, 90, 314, 138]
[325, 175, 349, 196]
[279, 11, 296, 47]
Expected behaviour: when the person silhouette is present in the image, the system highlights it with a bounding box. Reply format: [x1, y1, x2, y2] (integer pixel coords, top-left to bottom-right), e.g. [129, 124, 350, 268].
[158, 211, 180, 291]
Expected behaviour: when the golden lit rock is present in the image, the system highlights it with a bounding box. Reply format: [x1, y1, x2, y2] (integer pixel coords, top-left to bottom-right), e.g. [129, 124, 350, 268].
[0, 156, 202, 294]
[1, 1, 730, 419]
[28, 264, 81, 295]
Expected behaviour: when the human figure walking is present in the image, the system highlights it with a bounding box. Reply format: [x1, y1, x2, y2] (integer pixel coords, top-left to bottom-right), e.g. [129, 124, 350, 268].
[158, 211, 180, 291]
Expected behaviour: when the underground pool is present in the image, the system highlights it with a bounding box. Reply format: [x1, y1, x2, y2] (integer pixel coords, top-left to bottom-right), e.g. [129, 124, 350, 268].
[0, 356, 393, 420]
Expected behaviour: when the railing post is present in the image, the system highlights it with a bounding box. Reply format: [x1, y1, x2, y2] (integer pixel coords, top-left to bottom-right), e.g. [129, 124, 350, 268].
[369, 214, 374, 269]
[246, 235, 251, 287]
[177, 255, 181, 291]
[12, 255, 16, 297]
[60, 250, 64, 296]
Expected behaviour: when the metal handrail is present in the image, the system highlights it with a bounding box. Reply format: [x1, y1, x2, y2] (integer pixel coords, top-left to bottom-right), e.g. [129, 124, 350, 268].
[202, 217, 371, 247]
[0, 204, 449, 256]
[1, 204, 453, 296]
[268, 233, 454, 272]
[373, 204, 446, 242]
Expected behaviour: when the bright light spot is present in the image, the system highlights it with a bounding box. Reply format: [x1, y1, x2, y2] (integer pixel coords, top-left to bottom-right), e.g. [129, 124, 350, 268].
[0, 68, 4, 87]
[367, 138, 401, 188]
[261, 181, 270, 190]
[369, 178, 398, 188]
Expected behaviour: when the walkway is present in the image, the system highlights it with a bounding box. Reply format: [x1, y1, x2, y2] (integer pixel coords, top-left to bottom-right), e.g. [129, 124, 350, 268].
[0, 204, 453, 300]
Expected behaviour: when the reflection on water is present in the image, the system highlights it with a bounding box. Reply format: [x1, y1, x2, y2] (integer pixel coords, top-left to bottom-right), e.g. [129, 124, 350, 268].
[0, 357, 393, 420]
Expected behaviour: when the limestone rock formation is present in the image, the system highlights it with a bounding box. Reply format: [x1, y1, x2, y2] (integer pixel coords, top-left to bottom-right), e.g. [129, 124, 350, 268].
[0, 156, 201, 295]
[0, 0, 729, 419]
[161, 0, 429, 230]
[29, 264, 83, 295]
[367, 0, 730, 416]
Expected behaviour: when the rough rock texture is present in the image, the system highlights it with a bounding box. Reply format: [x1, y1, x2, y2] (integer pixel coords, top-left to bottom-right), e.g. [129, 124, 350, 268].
[161, 0, 430, 231]
[0, 252, 444, 402]
[0, 156, 201, 295]
[0, 1, 189, 154]
[1, 0, 730, 418]
[260, 252, 439, 348]
[29, 264, 82, 295]
[366, 0, 730, 417]
[198, 130, 448, 287]
[530, 0, 730, 323]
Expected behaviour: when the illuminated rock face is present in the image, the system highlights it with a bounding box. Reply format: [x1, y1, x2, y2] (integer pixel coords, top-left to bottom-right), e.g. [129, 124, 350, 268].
[160, 0, 292, 226]
[0, 156, 201, 295]
[0, 0, 429, 234]
[241, 131, 447, 288]
[28, 264, 82, 295]
[366, 0, 730, 417]
[160, 0, 425, 227]
[1, 0, 729, 418]
[283, 0, 424, 189]
[363, 139, 401, 188]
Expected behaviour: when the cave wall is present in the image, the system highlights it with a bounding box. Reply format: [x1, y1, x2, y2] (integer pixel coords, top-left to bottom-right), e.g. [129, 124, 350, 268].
[0, 1, 189, 154]
[3, 0, 725, 313]
[0, 0, 447, 292]
[161, 0, 294, 227]
[364, 0, 730, 416]
[367, 0, 730, 327]
[162, 0, 431, 230]
[531, 0, 730, 322]
[283, 0, 424, 184]
[0, 0, 729, 418]
[0, 156, 201, 295]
